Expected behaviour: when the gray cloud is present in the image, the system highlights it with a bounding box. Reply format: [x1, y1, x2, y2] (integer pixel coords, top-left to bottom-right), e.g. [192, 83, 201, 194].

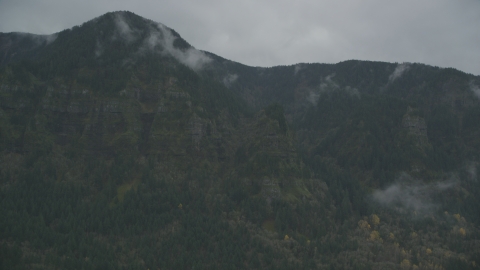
[94, 40, 103, 58]
[466, 161, 478, 181]
[222, 74, 238, 88]
[13, 32, 57, 46]
[344, 86, 360, 99]
[470, 81, 480, 99]
[0, 0, 480, 75]
[372, 173, 458, 215]
[143, 23, 212, 71]
[306, 91, 320, 106]
[323, 74, 337, 88]
[306, 74, 337, 105]
[388, 63, 410, 82]
[107, 14, 212, 71]
[113, 13, 137, 44]
[307, 74, 359, 105]
[294, 64, 304, 75]
[44, 34, 57, 45]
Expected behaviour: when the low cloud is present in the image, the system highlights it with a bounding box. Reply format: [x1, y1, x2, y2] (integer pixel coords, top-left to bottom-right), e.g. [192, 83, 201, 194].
[323, 73, 337, 87]
[223, 74, 238, 87]
[306, 91, 320, 106]
[113, 13, 137, 43]
[388, 63, 410, 82]
[113, 17, 212, 71]
[372, 172, 457, 215]
[294, 64, 303, 75]
[15, 32, 57, 46]
[40, 34, 57, 45]
[344, 86, 360, 99]
[140, 23, 212, 71]
[307, 73, 359, 105]
[307, 73, 337, 105]
[466, 161, 478, 181]
[469, 81, 480, 99]
[94, 40, 103, 57]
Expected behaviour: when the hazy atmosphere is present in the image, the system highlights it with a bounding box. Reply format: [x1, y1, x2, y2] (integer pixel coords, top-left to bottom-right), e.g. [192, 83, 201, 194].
[2, 1, 480, 268]
[1, 0, 480, 75]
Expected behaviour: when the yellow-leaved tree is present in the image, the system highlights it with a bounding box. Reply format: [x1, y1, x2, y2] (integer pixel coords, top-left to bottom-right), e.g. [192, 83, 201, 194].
[358, 220, 371, 230]
[370, 230, 381, 242]
[400, 259, 411, 269]
[371, 214, 380, 227]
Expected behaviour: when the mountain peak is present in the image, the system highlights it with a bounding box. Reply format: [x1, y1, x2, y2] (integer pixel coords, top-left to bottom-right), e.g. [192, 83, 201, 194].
[0, 11, 215, 71]
[85, 11, 213, 70]
[2, 10, 480, 270]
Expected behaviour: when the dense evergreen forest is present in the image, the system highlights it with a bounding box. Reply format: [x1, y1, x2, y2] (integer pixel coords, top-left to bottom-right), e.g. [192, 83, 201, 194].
[1, 11, 480, 269]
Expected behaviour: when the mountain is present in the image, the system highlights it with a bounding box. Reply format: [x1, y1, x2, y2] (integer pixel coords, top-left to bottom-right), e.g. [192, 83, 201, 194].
[1, 11, 480, 269]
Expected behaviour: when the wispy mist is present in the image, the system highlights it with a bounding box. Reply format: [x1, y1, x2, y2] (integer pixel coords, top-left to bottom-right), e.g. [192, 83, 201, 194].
[41, 34, 57, 45]
[466, 161, 478, 181]
[223, 74, 238, 87]
[16, 32, 57, 46]
[141, 23, 212, 71]
[157, 24, 212, 71]
[323, 73, 337, 87]
[469, 81, 480, 99]
[306, 74, 337, 105]
[110, 13, 213, 71]
[344, 86, 360, 99]
[372, 173, 458, 215]
[307, 73, 359, 105]
[294, 64, 303, 75]
[94, 40, 103, 58]
[307, 91, 320, 106]
[113, 13, 137, 43]
[388, 63, 410, 82]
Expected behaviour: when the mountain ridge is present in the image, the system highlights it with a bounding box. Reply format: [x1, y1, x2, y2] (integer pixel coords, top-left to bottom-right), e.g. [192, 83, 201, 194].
[1, 11, 480, 270]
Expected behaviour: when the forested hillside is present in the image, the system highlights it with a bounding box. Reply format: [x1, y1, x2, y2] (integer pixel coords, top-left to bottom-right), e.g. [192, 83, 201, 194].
[1, 11, 480, 269]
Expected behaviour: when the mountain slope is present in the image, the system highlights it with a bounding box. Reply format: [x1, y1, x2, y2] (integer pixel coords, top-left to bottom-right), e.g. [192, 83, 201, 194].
[1, 11, 480, 270]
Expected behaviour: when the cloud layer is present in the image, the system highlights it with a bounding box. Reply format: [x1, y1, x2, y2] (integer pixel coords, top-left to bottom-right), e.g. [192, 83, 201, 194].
[222, 74, 238, 87]
[1, 0, 480, 75]
[372, 173, 457, 215]
[108, 14, 212, 71]
[142, 22, 212, 71]
[470, 82, 480, 99]
[388, 63, 410, 82]
[113, 13, 137, 44]
[306, 74, 360, 105]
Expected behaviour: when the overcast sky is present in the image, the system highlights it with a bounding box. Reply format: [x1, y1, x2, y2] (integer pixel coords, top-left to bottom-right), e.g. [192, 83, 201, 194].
[1, 0, 479, 75]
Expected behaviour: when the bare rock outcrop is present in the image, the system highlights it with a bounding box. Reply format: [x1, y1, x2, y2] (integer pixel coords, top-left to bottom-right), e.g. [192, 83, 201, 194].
[402, 106, 429, 148]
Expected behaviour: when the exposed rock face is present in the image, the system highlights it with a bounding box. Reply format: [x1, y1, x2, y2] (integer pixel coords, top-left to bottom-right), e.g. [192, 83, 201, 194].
[156, 104, 168, 113]
[227, 107, 308, 207]
[166, 91, 190, 99]
[402, 107, 428, 139]
[261, 177, 281, 203]
[403, 114, 427, 137]
[186, 114, 204, 149]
